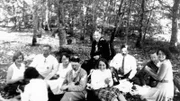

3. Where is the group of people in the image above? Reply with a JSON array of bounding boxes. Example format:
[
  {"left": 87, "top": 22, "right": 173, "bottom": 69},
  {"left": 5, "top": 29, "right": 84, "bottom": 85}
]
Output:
[{"left": 3, "top": 30, "right": 174, "bottom": 101}]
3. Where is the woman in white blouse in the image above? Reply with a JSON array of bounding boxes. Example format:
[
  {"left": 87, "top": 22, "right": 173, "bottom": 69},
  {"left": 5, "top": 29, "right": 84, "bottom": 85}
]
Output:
[
  {"left": 47, "top": 53, "right": 72, "bottom": 95},
  {"left": 4, "top": 51, "right": 26, "bottom": 97},
  {"left": 90, "top": 58, "right": 126, "bottom": 101}
]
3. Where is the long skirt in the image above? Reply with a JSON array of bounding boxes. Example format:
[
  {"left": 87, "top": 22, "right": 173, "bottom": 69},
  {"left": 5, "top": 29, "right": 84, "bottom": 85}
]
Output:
[
  {"left": 94, "top": 87, "right": 121, "bottom": 101},
  {"left": 138, "top": 82, "right": 174, "bottom": 101}
]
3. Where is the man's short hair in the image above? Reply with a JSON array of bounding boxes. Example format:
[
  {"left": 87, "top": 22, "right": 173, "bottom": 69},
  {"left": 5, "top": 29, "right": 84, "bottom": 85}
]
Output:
[
  {"left": 120, "top": 44, "right": 128, "bottom": 49},
  {"left": 70, "top": 55, "right": 80, "bottom": 62}
]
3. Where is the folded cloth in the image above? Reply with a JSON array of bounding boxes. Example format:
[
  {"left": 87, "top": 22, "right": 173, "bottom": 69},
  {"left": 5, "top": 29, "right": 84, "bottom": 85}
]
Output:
[
  {"left": 114, "top": 79, "right": 133, "bottom": 93},
  {"left": 130, "top": 84, "right": 151, "bottom": 96}
]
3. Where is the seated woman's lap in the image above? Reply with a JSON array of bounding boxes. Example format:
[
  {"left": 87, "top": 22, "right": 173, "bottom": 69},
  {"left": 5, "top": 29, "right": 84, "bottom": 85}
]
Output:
[{"left": 95, "top": 87, "right": 120, "bottom": 101}]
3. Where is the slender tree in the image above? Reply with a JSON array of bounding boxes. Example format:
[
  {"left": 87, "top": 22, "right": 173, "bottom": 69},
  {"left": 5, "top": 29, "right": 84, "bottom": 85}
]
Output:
[
  {"left": 57, "top": 0, "right": 67, "bottom": 48},
  {"left": 169, "top": 0, "right": 180, "bottom": 53},
  {"left": 136, "top": 0, "right": 145, "bottom": 48},
  {"left": 32, "top": 4, "right": 38, "bottom": 46}
]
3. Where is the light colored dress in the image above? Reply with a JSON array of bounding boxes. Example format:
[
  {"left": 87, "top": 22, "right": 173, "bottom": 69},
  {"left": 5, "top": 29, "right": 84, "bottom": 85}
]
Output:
[
  {"left": 140, "top": 60, "right": 174, "bottom": 101},
  {"left": 47, "top": 63, "right": 72, "bottom": 95},
  {"left": 11, "top": 63, "right": 25, "bottom": 81}
]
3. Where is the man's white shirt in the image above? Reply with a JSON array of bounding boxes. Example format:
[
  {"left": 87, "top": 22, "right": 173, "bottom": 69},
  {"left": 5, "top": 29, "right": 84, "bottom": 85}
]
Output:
[
  {"left": 109, "top": 53, "right": 137, "bottom": 79},
  {"left": 29, "top": 54, "right": 59, "bottom": 79}
]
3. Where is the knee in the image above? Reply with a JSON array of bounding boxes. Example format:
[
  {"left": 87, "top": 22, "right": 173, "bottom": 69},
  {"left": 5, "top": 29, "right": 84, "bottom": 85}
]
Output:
[
  {"left": 61, "top": 92, "right": 74, "bottom": 101},
  {"left": 61, "top": 92, "right": 83, "bottom": 101},
  {"left": 111, "top": 97, "right": 118, "bottom": 101}
]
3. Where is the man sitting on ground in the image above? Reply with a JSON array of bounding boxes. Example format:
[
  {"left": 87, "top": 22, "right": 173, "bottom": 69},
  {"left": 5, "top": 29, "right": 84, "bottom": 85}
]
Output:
[
  {"left": 60, "top": 55, "right": 87, "bottom": 101},
  {"left": 29, "top": 45, "right": 59, "bottom": 80},
  {"left": 135, "top": 51, "right": 160, "bottom": 87},
  {"left": 109, "top": 45, "right": 137, "bottom": 81}
]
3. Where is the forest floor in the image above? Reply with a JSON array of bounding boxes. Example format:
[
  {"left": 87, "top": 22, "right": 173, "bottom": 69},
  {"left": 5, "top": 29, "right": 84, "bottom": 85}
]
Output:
[{"left": 0, "top": 27, "right": 180, "bottom": 101}]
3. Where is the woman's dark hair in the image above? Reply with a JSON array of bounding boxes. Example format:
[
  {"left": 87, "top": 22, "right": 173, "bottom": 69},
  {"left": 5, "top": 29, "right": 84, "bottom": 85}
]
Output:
[
  {"left": 157, "top": 47, "right": 172, "bottom": 59},
  {"left": 12, "top": 51, "right": 24, "bottom": 62},
  {"left": 96, "top": 58, "right": 109, "bottom": 69},
  {"left": 60, "top": 52, "right": 70, "bottom": 63},
  {"left": 24, "top": 67, "right": 40, "bottom": 79},
  {"left": 70, "top": 55, "right": 80, "bottom": 62}
]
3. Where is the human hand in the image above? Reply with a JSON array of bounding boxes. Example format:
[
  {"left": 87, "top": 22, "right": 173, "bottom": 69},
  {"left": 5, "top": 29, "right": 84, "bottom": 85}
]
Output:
[
  {"left": 53, "top": 74, "right": 59, "bottom": 79},
  {"left": 93, "top": 55, "right": 100, "bottom": 60},
  {"left": 144, "top": 66, "right": 151, "bottom": 73},
  {"left": 61, "top": 85, "right": 68, "bottom": 91},
  {"left": 105, "top": 78, "right": 111, "bottom": 85},
  {"left": 18, "top": 76, "right": 24, "bottom": 81},
  {"left": 16, "top": 85, "right": 23, "bottom": 93},
  {"left": 86, "top": 83, "right": 92, "bottom": 90}
]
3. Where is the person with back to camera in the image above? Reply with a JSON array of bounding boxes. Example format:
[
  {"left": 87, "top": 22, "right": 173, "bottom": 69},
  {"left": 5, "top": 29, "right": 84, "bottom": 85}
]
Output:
[
  {"left": 138, "top": 47, "right": 174, "bottom": 101},
  {"left": 60, "top": 55, "right": 87, "bottom": 101},
  {"left": 20, "top": 67, "right": 48, "bottom": 101},
  {"left": 89, "top": 58, "right": 127, "bottom": 101},
  {"left": 4, "top": 51, "right": 26, "bottom": 97}
]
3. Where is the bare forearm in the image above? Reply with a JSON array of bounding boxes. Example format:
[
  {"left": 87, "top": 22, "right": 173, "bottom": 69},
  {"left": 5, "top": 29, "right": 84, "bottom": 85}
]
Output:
[
  {"left": 129, "top": 70, "right": 137, "bottom": 79},
  {"left": 7, "top": 78, "right": 21, "bottom": 84}
]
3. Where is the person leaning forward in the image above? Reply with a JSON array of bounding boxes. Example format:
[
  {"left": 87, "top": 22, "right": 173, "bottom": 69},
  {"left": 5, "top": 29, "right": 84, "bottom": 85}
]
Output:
[{"left": 60, "top": 55, "right": 87, "bottom": 101}]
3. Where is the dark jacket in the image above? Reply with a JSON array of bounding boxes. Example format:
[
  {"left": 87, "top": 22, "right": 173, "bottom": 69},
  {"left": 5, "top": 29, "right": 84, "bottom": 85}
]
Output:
[
  {"left": 90, "top": 37, "right": 110, "bottom": 61},
  {"left": 138, "top": 61, "right": 159, "bottom": 87}
]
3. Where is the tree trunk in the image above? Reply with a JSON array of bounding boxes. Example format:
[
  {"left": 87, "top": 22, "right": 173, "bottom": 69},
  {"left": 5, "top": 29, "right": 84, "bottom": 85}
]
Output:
[
  {"left": 57, "top": 0, "right": 66, "bottom": 48},
  {"left": 45, "top": 0, "right": 51, "bottom": 31},
  {"left": 90, "top": 0, "right": 98, "bottom": 42},
  {"left": 125, "top": 0, "right": 133, "bottom": 44},
  {"left": 169, "top": 0, "right": 180, "bottom": 53},
  {"left": 136, "top": 0, "right": 145, "bottom": 48},
  {"left": 110, "top": 0, "right": 124, "bottom": 44},
  {"left": 32, "top": 5, "right": 38, "bottom": 46}
]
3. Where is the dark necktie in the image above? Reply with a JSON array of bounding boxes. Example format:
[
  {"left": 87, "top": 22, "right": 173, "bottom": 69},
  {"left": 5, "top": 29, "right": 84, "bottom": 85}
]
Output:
[{"left": 121, "top": 55, "right": 125, "bottom": 75}]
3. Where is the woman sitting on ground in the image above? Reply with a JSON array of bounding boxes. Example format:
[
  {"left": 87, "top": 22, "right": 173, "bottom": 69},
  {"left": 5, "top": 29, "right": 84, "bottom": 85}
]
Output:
[
  {"left": 137, "top": 47, "right": 174, "bottom": 101},
  {"left": 20, "top": 67, "right": 48, "bottom": 101},
  {"left": 47, "top": 52, "right": 72, "bottom": 95},
  {"left": 4, "top": 51, "right": 26, "bottom": 97},
  {"left": 89, "top": 58, "right": 127, "bottom": 101}
]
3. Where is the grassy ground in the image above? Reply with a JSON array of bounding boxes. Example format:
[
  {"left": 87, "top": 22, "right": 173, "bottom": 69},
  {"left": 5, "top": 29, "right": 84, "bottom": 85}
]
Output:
[{"left": 0, "top": 27, "right": 180, "bottom": 100}]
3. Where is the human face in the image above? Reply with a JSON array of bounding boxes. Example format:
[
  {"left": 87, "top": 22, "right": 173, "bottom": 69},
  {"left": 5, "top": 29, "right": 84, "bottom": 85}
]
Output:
[
  {"left": 121, "top": 47, "right": 128, "bottom": 55},
  {"left": 98, "top": 61, "right": 106, "bottom": 71},
  {"left": 150, "top": 53, "right": 159, "bottom": 63},
  {"left": 15, "top": 55, "right": 23, "bottom": 64},
  {"left": 43, "top": 46, "right": 51, "bottom": 57},
  {"left": 71, "top": 62, "right": 80, "bottom": 71},
  {"left": 158, "top": 50, "right": 166, "bottom": 61},
  {"left": 61, "top": 55, "right": 69, "bottom": 65},
  {"left": 93, "top": 31, "right": 101, "bottom": 42}
]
